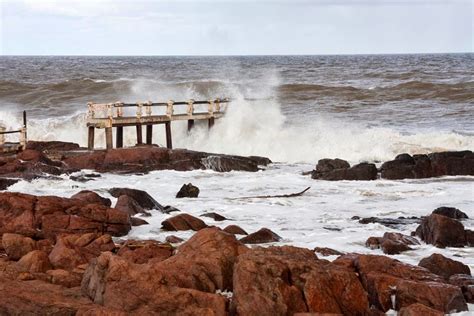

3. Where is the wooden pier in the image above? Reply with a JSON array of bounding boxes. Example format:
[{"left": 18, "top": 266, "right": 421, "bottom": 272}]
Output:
[
  {"left": 86, "top": 98, "right": 229, "bottom": 150},
  {"left": 0, "top": 111, "right": 27, "bottom": 154}
]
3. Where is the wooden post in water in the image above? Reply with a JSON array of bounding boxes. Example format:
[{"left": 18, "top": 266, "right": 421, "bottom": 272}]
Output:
[
  {"left": 136, "top": 125, "right": 143, "bottom": 144},
  {"left": 187, "top": 119, "right": 195, "bottom": 132},
  {"left": 88, "top": 126, "right": 95, "bottom": 150},
  {"left": 116, "top": 126, "right": 124, "bottom": 148},
  {"left": 105, "top": 127, "right": 113, "bottom": 150},
  {"left": 208, "top": 117, "right": 215, "bottom": 129},
  {"left": 165, "top": 122, "right": 172, "bottom": 149},
  {"left": 146, "top": 125, "right": 153, "bottom": 145}
]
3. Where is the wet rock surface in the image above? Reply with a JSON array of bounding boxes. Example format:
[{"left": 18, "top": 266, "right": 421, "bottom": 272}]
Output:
[
  {"left": 415, "top": 213, "right": 470, "bottom": 248},
  {"left": 418, "top": 253, "right": 471, "bottom": 279},
  {"left": 312, "top": 159, "right": 378, "bottom": 181},
  {"left": 366, "top": 232, "right": 420, "bottom": 255},
  {"left": 161, "top": 213, "right": 208, "bottom": 231},
  {"left": 239, "top": 228, "right": 282, "bottom": 244},
  {"left": 176, "top": 183, "right": 200, "bottom": 198}
]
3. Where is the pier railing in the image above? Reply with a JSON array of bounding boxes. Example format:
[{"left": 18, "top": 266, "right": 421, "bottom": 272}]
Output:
[
  {"left": 0, "top": 111, "right": 27, "bottom": 154},
  {"left": 86, "top": 98, "right": 230, "bottom": 150}
]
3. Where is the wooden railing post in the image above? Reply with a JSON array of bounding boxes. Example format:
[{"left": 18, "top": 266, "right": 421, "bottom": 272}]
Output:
[
  {"left": 0, "top": 125, "right": 5, "bottom": 146},
  {"left": 165, "top": 122, "right": 172, "bottom": 149},
  {"left": 105, "top": 103, "right": 113, "bottom": 149},
  {"left": 88, "top": 126, "right": 95, "bottom": 150}
]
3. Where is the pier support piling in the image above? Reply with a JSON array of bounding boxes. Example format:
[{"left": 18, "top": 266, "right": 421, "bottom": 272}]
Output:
[
  {"left": 187, "top": 119, "right": 195, "bottom": 132},
  {"left": 88, "top": 126, "right": 95, "bottom": 150},
  {"left": 208, "top": 117, "right": 215, "bottom": 129},
  {"left": 116, "top": 126, "right": 123, "bottom": 148},
  {"left": 105, "top": 127, "right": 113, "bottom": 150},
  {"left": 165, "top": 122, "right": 172, "bottom": 149},
  {"left": 136, "top": 125, "right": 143, "bottom": 145},
  {"left": 146, "top": 125, "right": 153, "bottom": 145}
]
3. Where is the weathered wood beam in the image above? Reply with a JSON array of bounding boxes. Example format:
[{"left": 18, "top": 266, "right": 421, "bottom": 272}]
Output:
[
  {"left": 165, "top": 122, "right": 172, "bottom": 149},
  {"left": 116, "top": 126, "right": 124, "bottom": 148},
  {"left": 105, "top": 127, "right": 113, "bottom": 150},
  {"left": 88, "top": 126, "right": 95, "bottom": 150},
  {"left": 136, "top": 124, "right": 143, "bottom": 145},
  {"left": 146, "top": 125, "right": 153, "bottom": 145}
]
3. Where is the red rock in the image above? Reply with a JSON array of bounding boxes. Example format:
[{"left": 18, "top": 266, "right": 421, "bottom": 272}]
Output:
[
  {"left": 223, "top": 225, "right": 248, "bottom": 235},
  {"left": 16, "top": 250, "right": 52, "bottom": 273},
  {"left": 233, "top": 246, "right": 370, "bottom": 315},
  {"left": 76, "top": 306, "right": 128, "bottom": 316},
  {"left": 130, "top": 217, "right": 149, "bottom": 226},
  {"left": 333, "top": 254, "right": 467, "bottom": 313},
  {"left": 46, "top": 269, "right": 82, "bottom": 288},
  {"left": 49, "top": 233, "right": 115, "bottom": 270},
  {"left": 114, "top": 195, "right": 148, "bottom": 215},
  {"left": 26, "top": 141, "right": 80, "bottom": 152},
  {"left": 108, "top": 187, "right": 162, "bottom": 210},
  {"left": 71, "top": 190, "right": 111, "bottom": 207},
  {"left": 82, "top": 228, "right": 246, "bottom": 313},
  {"left": 395, "top": 280, "right": 467, "bottom": 312},
  {"left": 418, "top": 253, "right": 471, "bottom": 279},
  {"left": 398, "top": 303, "right": 443, "bottom": 316},
  {"left": 0, "top": 276, "right": 96, "bottom": 314},
  {"left": 449, "top": 274, "right": 474, "bottom": 303},
  {"left": 314, "top": 247, "right": 344, "bottom": 256},
  {"left": 2, "top": 233, "right": 36, "bottom": 260},
  {"left": 380, "top": 239, "right": 412, "bottom": 255},
  {"left": 117, "top": 240, "right": 173, "bottom": 264},
  {"left": 165, "top": 235, "right": 184, "bottom": 243},
  {"left": 239, "top": 228, "right": 281, "bottom": 244},
  {"left": 415, "top": 214, "right": 467, "bottom": 247},
  {"left": 161, "top": 213, "right": 208, "bottom": 231}
]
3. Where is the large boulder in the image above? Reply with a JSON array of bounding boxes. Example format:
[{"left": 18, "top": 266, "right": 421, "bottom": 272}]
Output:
[
  {"left": 431, "top": 206, "right": 468, "bottom": 220},
  {"left": 2, "top": 233, "right": 37, "bottom": 260},
  {"left": 70, "top": 190, "right": 111, "bottom": 207},
  {"left": 49, "top": 233, "right": 115, "bottom": 270},
  {"left": 449, "top": 274, "right": 474, "bottom": 303},
  {"left": 232, "top": 246, "right": 370, "bottom": 315},
  {"left": 81, "top": 228, "right": 247, "bottom": 313},
  {"left": 415, "top": 214, "right": 468, "bottom": 247},
  {"left": 0, "top": 192, "right": 131, "bottom": 239},
  {"left": 176, "top": 183, "right": 200, "bottom": 198},
  {"left": 161, "top": 213, "right": 208, "bottom": 231},
  {"left": 398, "top": 303, "right": 444, "bottom": 316},
  {"left": 114, "top": 195, "right": 148, "bottom": 216},
  {"left": 418, "top": 253, "right": 471, "bottom": 279},
  {"left": 108, "top": 187, "right": 162, "bottom": 211},
  {"left": 365, "top": 232, "right": 419, "bottom": 255},
  {"left": 240, "top": 228, "right": 282, "bottom": 244},
  {"left": 16, "top": 250, "right": 52, "bottom": 273},
  {"left": 333, "top": 254, "right": 467, "bottom": 313}
]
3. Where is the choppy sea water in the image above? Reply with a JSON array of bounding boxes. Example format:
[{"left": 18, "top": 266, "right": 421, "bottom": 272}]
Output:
[{"left": 1, "top": 55, "right": 473, "bottom": 303}]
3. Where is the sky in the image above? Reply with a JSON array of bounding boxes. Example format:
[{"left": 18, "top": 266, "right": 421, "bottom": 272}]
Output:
[{"left": 0, "top": 0, "right": 472, "bottom": 55}]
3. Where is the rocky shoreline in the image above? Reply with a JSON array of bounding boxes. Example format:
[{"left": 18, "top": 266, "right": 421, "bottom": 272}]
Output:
[{"left": 0, "top": 141, "right": 473, "bottom": 315}]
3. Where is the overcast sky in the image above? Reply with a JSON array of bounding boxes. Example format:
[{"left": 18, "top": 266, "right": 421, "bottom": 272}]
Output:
[{"left": 0, "top": 0, "right": 472, "bottom": 55}]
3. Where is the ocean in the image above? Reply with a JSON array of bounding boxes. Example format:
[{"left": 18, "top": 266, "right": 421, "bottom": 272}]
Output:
[{"left": 1, "top": 54, "right": 473, "bottom": 289}]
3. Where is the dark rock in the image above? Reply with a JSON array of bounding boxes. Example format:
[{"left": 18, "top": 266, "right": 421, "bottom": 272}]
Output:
[
  {"left": 26, "top": 141, "right": 80, "bottom": 152},
  {"left": 419, "top": 253, "right": 471, "bottom": 279},
  {"left": 114, "top": 195, "right": 149, "bottom": 216},
  {"left": 313, "top": 247, "right": 344, "bottom": 256},
  {"left": 432, "top": 206, "right": 468, "bottom": 220},
  {"left": 366, "top": 233, "right": 419, "bottom": 255},
  {"left": 162, "top": 205, "right": 181, "bottom": 214},
  {"left": 69, "top": 173, "right": 100, "bottom": 182},
  {"left": 240, "top": 228, "right": 281, "bottom": 244},
  {"left": 200, "top": 212, "right": 227, "bottom": 221},
  {"left": 130, "top": 217, "right": 149, "bottom": 226},
  {"left": 223, "top": 225, "right": 248, "bottom": 235},
  {"left": 359, "top": 216, "right": 421, "bottom": 228},
  {"left": 429, "top": 150, "right": 474, "bottom": 177},
  {"left": 380, "top": 239, "right": 412, "bottom": 255},
  {"left": 165, "top": 235, "right": 184, "bottom": 243},
  {"left": 117, "top": 240, "right": 173, "bottom": 264},
  {"left": 176, "top": 183, "right": 200, "bottom": 198},
  {"left": 248, "top": 156, "right": 273, "bottom": 166},
  {"left": 0, "top": 178, "right": 19, "bottom": 191},
  {"left": 312, "top": 162, "right": 377, "bottom": 181},
  {"left": 161, "top": 213, "right": 208, "bottom": 231},
  {"left": 70, "top": 190, "right": 111, "bottom": 207},
  {"left": 415, "top": 214, "right": 467, "bottom": 247},
  {"left": 315, "top": 158, "right": 350, "bottom": 173},
  {"left": 449, "top": 274, "right": 474, "bottom": 303},
  {"left": 108, "top": 187, "right": 163, "bottom": 211}
]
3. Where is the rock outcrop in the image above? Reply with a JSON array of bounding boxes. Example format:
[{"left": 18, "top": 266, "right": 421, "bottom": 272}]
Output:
[
  {"left": 176, "top": 183, "right": 200, "bottom": 198},
  {"left": 311, "top": 159, "right": 377, "bottom": 181}
]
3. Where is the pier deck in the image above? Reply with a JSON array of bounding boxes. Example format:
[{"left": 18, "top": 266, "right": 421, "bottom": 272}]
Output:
[{"left": 86, "top": 98, "right": 229, "bottom": 150}]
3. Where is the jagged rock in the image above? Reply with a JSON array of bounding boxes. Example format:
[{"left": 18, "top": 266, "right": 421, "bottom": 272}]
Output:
[
  {"left": 16, "top": 250, "right": 52, "bottom": 273},
  {"left": 233, "top": 246, "right": 370, "bottom": 315},
  {"left": 366, "top": 232, "right": 419, "bottom": 255},
  {"left": 70, "top": 190, "right": 111, "bottom": 207},
  {"left": 314, "top": 247, "right": 344, "bottom": 256},
  {"left": 108, "top": 187, "right": 163, "bottom": 211},
  {"left": 432, "top": 206, "right": 468, "bottom": 220},
  {"left": 398, "top": 303, "right": 444, "bottom": 316},
  {"left": 418, "top": 253, "right": 471, "bottom": 279},
  {"left": 0, "top": 178, "right": 19, "bottom": 191},
  {"left": 161, "top": 213, "right": 208, "bottom": 231},
  {"left": 312, "top": 160, "right": 377, "bottom": 181},
  {"left": 176, "top": 183, "right": 200, "bottom": 198},
  {"left": 130, "top": 217, "right": 149, "bottom": 226},
  {"left": 200, "top": 212, "right": 227, "bottom": 221},
  {"left": 240, "top": 228, "right": 281, "bottom": 244},
  {"left": 449, "top": 274, "right": 474, "bottom": 303},
  {"left": 358, "top": 216, "right": 421, "bottom": 228},
  {"left": 415, "top": 214, "right": 468, "bottom": 247},
  {"left": 114, "top": 195, "right": 149, "bottom": 216},
  {"left": 223, "top": 225, "right": 248, "bottom": 235},
  {"left": 2, "top": 233, "right": 37, "bottom": 261},
  {"left": 117, "top": 240, "right": 173, "bottom": 264}
]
